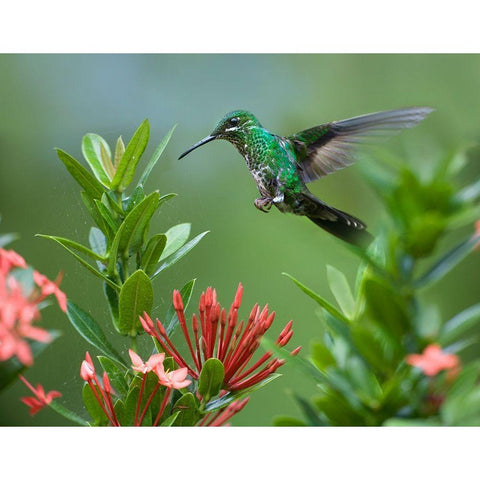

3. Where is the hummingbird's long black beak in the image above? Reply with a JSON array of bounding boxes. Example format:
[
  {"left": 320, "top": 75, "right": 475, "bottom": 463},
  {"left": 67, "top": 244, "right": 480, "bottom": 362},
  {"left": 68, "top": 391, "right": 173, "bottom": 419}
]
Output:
[{"left": 178, "top": 135, "right": 216, "bottom": 160}]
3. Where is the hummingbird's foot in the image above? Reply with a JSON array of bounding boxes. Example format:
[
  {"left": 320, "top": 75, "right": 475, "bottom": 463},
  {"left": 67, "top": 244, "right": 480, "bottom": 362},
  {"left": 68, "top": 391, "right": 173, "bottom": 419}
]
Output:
[{"left": 254, "top": 197, "right": 273, "bottom": 213}]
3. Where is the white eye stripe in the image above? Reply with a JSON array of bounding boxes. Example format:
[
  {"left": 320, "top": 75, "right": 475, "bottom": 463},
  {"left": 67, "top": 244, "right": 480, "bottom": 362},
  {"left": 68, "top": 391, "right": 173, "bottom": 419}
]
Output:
[{"left": 225, "top": 126, "right": 239, "bottom": 132}]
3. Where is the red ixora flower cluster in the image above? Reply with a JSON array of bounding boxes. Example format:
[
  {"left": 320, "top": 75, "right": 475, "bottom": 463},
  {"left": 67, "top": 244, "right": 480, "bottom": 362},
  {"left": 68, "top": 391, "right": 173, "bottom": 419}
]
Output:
[
  {"left": 0, "top": 248, "right": 66, "bottom": 366},
  {"left": 140, "top": 283, "right": 300, "bottom": 392},
  {"left": 80, "top": 350, "right": 192, "bottom": 426}
]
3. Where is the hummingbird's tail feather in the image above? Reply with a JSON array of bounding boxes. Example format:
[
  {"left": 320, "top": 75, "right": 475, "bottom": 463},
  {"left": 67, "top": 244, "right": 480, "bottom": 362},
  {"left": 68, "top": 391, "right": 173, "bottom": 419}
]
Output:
[{"left": 299, "top": 192, "right": 373, "bottom": 247}]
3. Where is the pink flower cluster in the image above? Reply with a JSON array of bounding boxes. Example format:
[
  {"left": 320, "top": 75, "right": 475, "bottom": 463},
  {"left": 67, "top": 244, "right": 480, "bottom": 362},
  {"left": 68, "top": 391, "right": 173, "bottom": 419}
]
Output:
[
  {"left": 80, "top": 350, "right": 192, "bottom": 426},
  {"left": 0, "top": 248, "right": 66, "bottom": 366}
]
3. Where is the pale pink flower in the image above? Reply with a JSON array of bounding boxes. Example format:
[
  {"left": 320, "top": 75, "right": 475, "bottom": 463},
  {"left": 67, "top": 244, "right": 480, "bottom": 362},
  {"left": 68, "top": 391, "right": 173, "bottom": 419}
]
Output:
[
  {"left": 33, "top": 271, "right": 67, "bottom": 312},
  {"left": 19, "top": 375, "right": 61, "bottom": 416},
  {"left": 80, "top": 351, "right": 96, "bottom": 381},
  {"left": 128, "top": 349, "right": 165, "bottom": 374},
  {"left": 406, "top": 344, "right": 460, "bottom": 376},
  {"left": 0, "top": 248, "right": 26, "bottom": 275},
  {"left": 154, "top": 363, "right": 191, "bottom": 389}
]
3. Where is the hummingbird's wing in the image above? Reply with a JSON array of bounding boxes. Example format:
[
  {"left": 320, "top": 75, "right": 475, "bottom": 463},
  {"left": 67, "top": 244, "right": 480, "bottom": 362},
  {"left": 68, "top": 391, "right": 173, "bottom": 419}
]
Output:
[{"left": 287, "top": 107, "right": 433, "bottom": 183}]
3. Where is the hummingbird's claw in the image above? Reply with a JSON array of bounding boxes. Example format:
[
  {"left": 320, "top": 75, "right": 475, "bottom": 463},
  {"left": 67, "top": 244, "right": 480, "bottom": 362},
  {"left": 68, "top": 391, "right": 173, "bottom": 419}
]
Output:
[{"left": 254, "top": 197, "right": 273, "bottom": 213}]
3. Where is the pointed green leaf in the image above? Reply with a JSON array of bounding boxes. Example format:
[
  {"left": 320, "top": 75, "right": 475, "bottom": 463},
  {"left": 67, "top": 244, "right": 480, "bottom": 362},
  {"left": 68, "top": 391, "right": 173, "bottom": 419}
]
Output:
[
  {"left": 0, "top": 233, "right": 18, "bottom": 248},
  {"left": 124, "top": 185, "right": 146, "bottom": 215},
  {"left": 204, "top": 373, "right": 281, "bottom": 413},
  {"left": 81, "top": 192, "right": 111, "bottom": 238},
  {"left": 98, "top": 356, "right": 129, "bottom": 396},
  {"left": 152, "top": 231, "right": 209, "bottom": 280},
  {"left": 66, "top": 300, "right": 126, "bottom": 367},
  {"left": 138, "top": 124, "right": 176, "bottom": 187},
  {"left": 89, "top": 227, "right": 107, "bottom": 258},
  {"left": 160, "top": 223, "right": 191, "bottom": 260},
  {"left": 273, "top": 416, "right": 307, "bottom": 426},
  {"left": 48, "top": 400, "right": 89, "bottom": 426},
  {"left": 82, "top": 133, "right": 113, "bottom": 186},
  {"left": 82, "top": 383, "right": 109, "bottom": 426},
  {"left": 326, "top": 265, "right": 355, "bottom": 318},
  {"left": 198, "top": 358, "right": 225, "bottom": 402},
  {"left": 415, "top": 234, "right": 479, "bottom": 288},
  {"left": 160, "top": 411, "right": 180, "bottom": 426},
  {"left": 117, "top": 270, "right": 153, "bottom": 336},
  {"left": 111, "top": 119, "right": 150, "bottom": 191},
  {"left": 440, "top": 303, "right": 480, "bottom": 346},
  {"left": 56, "top": 148, "right": 104, "bottom": 199},
  {"left": 113, "top": 136, "right": 125, "bottom": 169},
  {"left": 310, "top": 341, "right": 336, "bottom": 371},
  {"left": 165, "top": 278, "right": 196, "bottom": 335},
  {"left": 141, "top": 233, "right": 167, "bottom": 276},
  {"left": 37, "top": 234, "right": 105, "bottom": 262},
  {"left": 172, "top": 392, "right": 201, "bottom": 426},
  {"left": 294, "top": 394, "right": 325, "bottom": 426},
  {"left": 283, "top": 272, "right": 349, "bottom": 324},
  {"left": 37, "top": 235, "right": 119, "bottom": 290},
  {"left": 94, "top": 199, "right": 119, "bottom": 232}
]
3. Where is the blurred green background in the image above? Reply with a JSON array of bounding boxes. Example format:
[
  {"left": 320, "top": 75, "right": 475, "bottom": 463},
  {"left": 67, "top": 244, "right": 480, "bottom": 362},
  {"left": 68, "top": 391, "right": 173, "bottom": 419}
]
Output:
[{"left": 1, "top": 54, "right": 479, "bottom": 426}]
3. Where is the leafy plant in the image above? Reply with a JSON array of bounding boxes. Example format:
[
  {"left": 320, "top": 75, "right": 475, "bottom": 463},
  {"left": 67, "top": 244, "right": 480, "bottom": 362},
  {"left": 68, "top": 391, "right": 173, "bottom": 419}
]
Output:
[{"left": 277, "top": 148, "right": 480, "bottom": 426}]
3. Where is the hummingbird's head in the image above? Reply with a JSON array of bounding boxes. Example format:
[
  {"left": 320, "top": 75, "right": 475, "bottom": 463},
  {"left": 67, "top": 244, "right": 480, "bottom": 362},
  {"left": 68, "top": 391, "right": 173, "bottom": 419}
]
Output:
[{"left": 178, "top": 110, "right": 262, "bottom": 160}]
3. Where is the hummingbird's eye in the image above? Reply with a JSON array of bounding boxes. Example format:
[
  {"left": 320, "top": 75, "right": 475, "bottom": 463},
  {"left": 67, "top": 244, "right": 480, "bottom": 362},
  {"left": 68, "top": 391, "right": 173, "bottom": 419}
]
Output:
[{"left": 229, "top": 117, "right": 240, "bottom": 126}]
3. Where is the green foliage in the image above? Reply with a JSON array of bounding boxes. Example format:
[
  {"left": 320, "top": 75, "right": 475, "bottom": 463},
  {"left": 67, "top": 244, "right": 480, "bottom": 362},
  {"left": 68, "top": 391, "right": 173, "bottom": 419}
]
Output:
[
  {"left": 43, "top": 120, "right": 208, "bottom": 344},
  {"left": 198, "top": 358, "right": 225, "bottom": 402},
  {"left": 283, "top": 149, "right": 480, "bottom": 426}
]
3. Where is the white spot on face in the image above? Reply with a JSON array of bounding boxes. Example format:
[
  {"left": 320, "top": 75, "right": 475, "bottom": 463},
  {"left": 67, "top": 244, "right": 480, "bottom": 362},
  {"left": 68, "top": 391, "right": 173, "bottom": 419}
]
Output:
[{"left": 225, "top": 126, "right": 238, "bottom": 132}]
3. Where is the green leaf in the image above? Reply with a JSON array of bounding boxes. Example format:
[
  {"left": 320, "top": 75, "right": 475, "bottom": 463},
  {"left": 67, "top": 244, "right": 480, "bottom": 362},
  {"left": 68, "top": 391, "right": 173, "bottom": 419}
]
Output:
[
  {"left": 0, "top": 331, "right": 61, "bottom": 391},
  {"left": 310, "top": 341, "right": 336, "bottom": 371},
  {"left": 48, "top": 400, "right": 89, "bottom": 426},
  {"left": 152, "top": 231, "right": 209, "bottom": 280},
  {"left": 273, "top": 416, "right": 307, "bottom": 426},
  {"left": 98, "top": 356, "right": 129, "bottom": 396},
  {"left": 82, "top": 383, "right": 109, "bottom": 426},
  {"left": 82, "top": 133, "right": 113, "bottom": 186},
  {"left": 124, "top": 185, "right": 146, "bottom": 215},
  {"left": 293, "top": 394, "right": 325, "bottom": 426},
  {"left": 37, "top": 235, "right": 119, "bottom": 291},
  {"left": 113, "top": 136, "right": 125, "bottom": 169},
  {"left": 66, "top": 301, "right": 126, "bottom": 367},
  {"left": 141, "top": 234, "right": 167, "bottom": 276},
  {"left": 111, "top": 119, "right": 150, "bottom": 191},
  {"left": 204, "top": 373, "right": 281, "bottom": 412},
  {"left": 165, "top": 278, "right": 196, "bottom": 336},
  {"left": 0, "top": 233, "right": 18, "bottom": 248},
  {"left": 172, "top": 392, "right": 201, "bottom": 426},
  {"left": 56, "top": 148, "right": 104, "bottom": 199},
  {"left": 363, "top": 276, "right": 410, "bottom": 337},
  {"left": 283, "top": 272, "right": 349, "bottom": 324},
  {"left": 439, "top": 303, "right": 480, "bottom": 346},
  {"left": 89, "top": 227, "right": 107, "bottom": 258},
  {"left": 37, "top": 234, "right": 105, "bottom": 262},
  {"left": 326, "top": 265, "right": 355, "bottom": 318},
  {"left": 198, "top": 358, "right": 225, "bottom": 402},
  {"left": 117, "top": 270, "right": 153, "bottom": 336},
  {"left": 81, "top": 192, "right": 111, "bottom": 238},
  {"left": 160, "top": 411, "right": 180, "bottom": 426},
  {"left": 382, "top": 418, "right": 441, "bottom": 426},
  {"left": 415, "top": 235, "right": 479, "bottom": 288},
  {"left": 108, "top": 192, "right": 159, "bottom": 274},
  {"left": 94, "top": 198, "right": 119, "bottom": 232},
  {"left": 160, "top": 223, "right": 191, "bottom": 260},
  {"left": 139, "top": 124, "right": 176, "bottom": 187}
]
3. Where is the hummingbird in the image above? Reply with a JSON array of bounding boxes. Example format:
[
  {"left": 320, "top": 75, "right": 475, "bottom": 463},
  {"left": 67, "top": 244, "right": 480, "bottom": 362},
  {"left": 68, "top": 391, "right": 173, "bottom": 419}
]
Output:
[{"left": 179, "top": 107, "right": 433, "bottom": 246}]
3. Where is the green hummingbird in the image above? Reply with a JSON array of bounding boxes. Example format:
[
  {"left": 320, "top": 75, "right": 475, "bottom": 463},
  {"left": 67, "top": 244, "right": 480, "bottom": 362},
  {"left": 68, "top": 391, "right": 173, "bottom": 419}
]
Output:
[{"left": 179, "top": 107, "right": 433, "bottom": 246}]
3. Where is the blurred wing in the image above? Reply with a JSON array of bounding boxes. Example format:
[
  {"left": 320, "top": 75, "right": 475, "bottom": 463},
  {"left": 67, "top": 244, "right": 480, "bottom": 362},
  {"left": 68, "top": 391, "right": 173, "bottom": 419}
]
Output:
[{"left": 288, "top": 107, "right": 434, "bottom": 183}]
